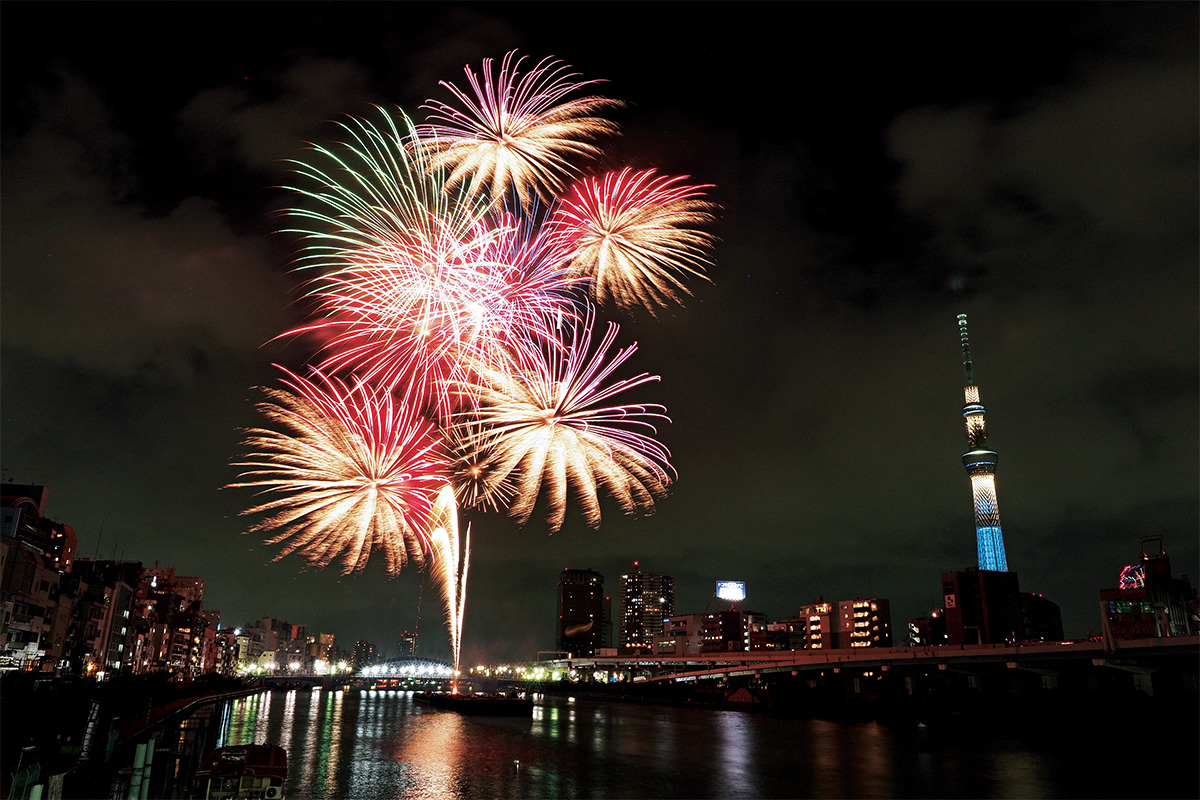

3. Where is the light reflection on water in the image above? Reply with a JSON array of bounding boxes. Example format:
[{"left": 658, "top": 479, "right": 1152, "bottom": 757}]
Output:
[
  {"left": 210, "top": 690, "right": 1189, "bottom": 799},
  {"left": 713, "top": 711, "right": 758, "bottom": 800}
]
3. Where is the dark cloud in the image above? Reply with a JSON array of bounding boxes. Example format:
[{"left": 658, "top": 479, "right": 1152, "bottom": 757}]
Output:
[
  {"left": 179, "top": 57, "right": 381, "bottom": 172},
  {"left": 2, "top": 3, "right": 1195, "bottom": 664}
]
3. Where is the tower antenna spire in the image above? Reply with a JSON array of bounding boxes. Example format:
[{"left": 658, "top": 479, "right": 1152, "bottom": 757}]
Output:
[{"left": 958, "top": 313, "right": 974, "bottom": 385}]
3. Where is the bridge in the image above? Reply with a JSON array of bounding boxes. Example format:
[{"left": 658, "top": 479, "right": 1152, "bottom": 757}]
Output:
[
  {"left": 258, "top": 658, "right": 458, "bottom": 691},
  {"left": 474, "top": 635, "right": 1199, "bottom": 699}
]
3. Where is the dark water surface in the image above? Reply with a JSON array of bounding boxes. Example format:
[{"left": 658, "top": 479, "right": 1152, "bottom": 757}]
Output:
[{"left": 199, "top": 688, "right": 1194, "bottom": 799}]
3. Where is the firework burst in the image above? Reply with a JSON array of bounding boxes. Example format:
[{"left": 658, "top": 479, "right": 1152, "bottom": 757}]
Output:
[
  {"left": 229, "top": 367, "right": 450, "bottom": 575},
  {"left": 234, "top": 53, "right": 715, "bottom": 664},
  {"left": 283, "top": 108, "right": 536, "bottom": 421},
  {"left": 418, "top": 51, "right": 621, "bottom": 208},
  {"left": 471, "top": 203, "right": 587, "bottom": 363},
  {"left": 448, "top": 420, "right": 520, "bottom": 513},
  {"left": 457, "top": 312, "right": 673, "bottom": 532},
  {"left": 549, "top": 167, "right": 715, "bottom": 312}
]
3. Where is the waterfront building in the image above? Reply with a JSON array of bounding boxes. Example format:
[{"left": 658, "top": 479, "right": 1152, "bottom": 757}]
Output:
[
  {"left": 210, "top": 628, "right": 241, "bottom": 676},
  {"left": 0, "top": 483, "right": 82, "bottom": 671},
  {"left": 135, "top": 564, "right": 217, "bottom": 676},
  {"left": 776, "top": 617, "right": 808, "bottom": 650},
  {"left": 1100, "top": 535, "right": 1198, "bottom": 642},
  {"left": 70, "top": 560, "right": 143, "bottom": 678},
  {"left": 656, "top": 613, "right": 705, "bottom": 654},
  {"left": 956, "top": 315, "right": 1009, "bottom": 572},
  {"left": 1, "top": 484, "right": 76, "bottom": 573},
  {"left": 557, "top": 568, "right": 609, "bottom": 657},
  {"left": 619, "top": 564, "right": 674, "bottom": 652},
  {"left": 143, "top": 568, "right": 204, "bottom": 611},
  {"left": 721, "top": 609, "right": 763, "bottom": 650},
  {"left": 703, "top": 610, "right": 745, "bottom": 652},
  {"left": 0, "top": 539, "right": 62, "bottom": 670},
  {"left": 653, "top": 609, "right": 767, "bottom": 654},
  {"left": 941, "top": 567, "right": 1022, "bottom": 645},
  {"left": 907, "top": 608, "right": 948, "bottom": 646},
  {"left": 795, "top": 599, "right": 841, "bottom": 649},
  {"left": 776, "top": 597, "right": 893, "bottom": 650},
  {"left": 838, "top": 599, "right": 893, "bottom": 648},
  {"left": 352, "top": 639, "right": 377, "bottom": 669},
  {"left": 763, "top": 622, "right": 792, "bottom": 650},
  {"left": 312, "top": 632, "right": 336, "bottom": 662},
  {"left": 1019, "top": 592, "right": 1064, "bottom": 642},
  {"left": 397, "top": 630, "right": 418, "bottom": 658}
]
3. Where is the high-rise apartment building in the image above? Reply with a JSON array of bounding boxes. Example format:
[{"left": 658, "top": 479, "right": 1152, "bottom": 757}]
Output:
[
  {"left": 352, "top": 639, "right": 377, "bottom": 669},
  {"left": 556, "top": 568, "right": 608, "bottom": 657},
  {"left": 619, "top": 565, "right": 674, "bottom": 651},
  {"left": 397, "top": 631, "right": 418, "bottom": 658}
]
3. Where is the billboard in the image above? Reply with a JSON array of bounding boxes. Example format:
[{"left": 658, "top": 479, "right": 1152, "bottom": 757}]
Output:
[{"left": 715, "top": 580, "right": 746, "bottom": 602}]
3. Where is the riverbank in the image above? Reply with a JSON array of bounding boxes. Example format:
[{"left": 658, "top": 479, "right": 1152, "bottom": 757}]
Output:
[{"left": 0, "top": 672, "right": 255, "bottom": 799}]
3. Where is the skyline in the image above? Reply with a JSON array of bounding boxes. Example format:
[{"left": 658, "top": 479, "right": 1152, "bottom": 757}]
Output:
[{"left": 2, "top": 3, "right": 1196, "bottom": 663}]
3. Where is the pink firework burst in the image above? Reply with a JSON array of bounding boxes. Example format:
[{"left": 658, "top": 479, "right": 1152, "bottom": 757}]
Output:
[
  {"left": 471, "top": 204, "right": 588, "bottom": 366},
  {"left": 297, "top": 212, "right": 509, "bottom": 422},
  {"left": 228, "top": 366, "right": 451, "bottom": 575},
  {"left": 548, "top": 167, "right": 715, "bottom": 312},
  {"left": 418, "top": 51, "right": 621, "bottom": 208},
  {"left": 283, "top": 108, "right": 536, "bottom": 422}
]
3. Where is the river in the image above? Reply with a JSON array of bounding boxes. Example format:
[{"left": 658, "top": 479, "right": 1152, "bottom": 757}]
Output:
[{"left": 157, "top": 687, "right": 1194, "bottom": 799}]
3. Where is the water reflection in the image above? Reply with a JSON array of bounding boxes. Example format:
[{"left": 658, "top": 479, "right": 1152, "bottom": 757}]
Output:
[
  {"left": 396, "top": 707, "right": 465, "bottom": 799},
  {"left": 196, "top": 690, "right": 1189, "bottom": 799},
  {"left": 718, "top": 711, "right": 760, "bottom": 799}
]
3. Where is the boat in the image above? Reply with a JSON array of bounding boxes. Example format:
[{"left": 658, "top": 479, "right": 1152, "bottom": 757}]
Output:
[
  {"left": 414, "top": 691, "right": 533, "bottom": 716},
  {"left": 192, "top": 743, "right": 287, "bottom": 799}
]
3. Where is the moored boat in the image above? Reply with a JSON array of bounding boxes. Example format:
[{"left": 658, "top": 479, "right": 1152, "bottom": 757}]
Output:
[
  {"left": 192, "top": 743, "right": 287, "bottom": 799},
  {"left": 414, "top": 691, "right": 533, "bottom": 716}
]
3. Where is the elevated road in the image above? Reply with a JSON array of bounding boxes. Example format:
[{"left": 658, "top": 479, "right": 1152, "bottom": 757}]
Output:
[{"left": 530, "top": 635, "right": 1199, "bottom": 686}]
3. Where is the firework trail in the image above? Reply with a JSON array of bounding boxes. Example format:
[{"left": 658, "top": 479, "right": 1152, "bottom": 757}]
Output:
[
  {"left": 418, "top": 52, "right": 621, "bottom": 208},
  {"left": 230, "top": 367, "right": 450, "bottom": 575},
  {"left": 456, "top": 311, "right": 673, "bottom": 532},
  {"left": 549, "top": 167, "right": 715, "bottom": 312},
  {"left": 427, "top": 486, "right": 469, "bottom": 679}
]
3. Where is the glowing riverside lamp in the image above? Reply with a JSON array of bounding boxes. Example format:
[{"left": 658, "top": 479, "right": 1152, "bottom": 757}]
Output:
[{"left": 957, "top": 314, "right": 1008, "bottom": 572}]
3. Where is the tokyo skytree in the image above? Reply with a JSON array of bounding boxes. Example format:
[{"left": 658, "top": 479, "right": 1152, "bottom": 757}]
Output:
[{"left": 957, "top": 314, "right": 1008, "bottom": 572}]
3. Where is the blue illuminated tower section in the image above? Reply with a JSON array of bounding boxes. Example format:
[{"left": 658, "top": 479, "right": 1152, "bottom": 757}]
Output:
[{"left": 957, "top": 314, "right": 1008, "bottom": 571}]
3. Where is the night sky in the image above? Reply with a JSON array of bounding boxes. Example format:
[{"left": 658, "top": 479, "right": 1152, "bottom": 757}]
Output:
[{"left": 3, "top": 3, "right": 1196, "bottom": 664}]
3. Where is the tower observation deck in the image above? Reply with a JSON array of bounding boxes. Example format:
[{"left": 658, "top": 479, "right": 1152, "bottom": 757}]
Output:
[{"left": 957, "top": 314, "right": 1008, "bottom": 571}]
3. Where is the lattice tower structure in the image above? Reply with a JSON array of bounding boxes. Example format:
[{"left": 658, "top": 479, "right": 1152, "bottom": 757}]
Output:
[{"left": 958, "top": 314, "right": 1008, "bottom": 571}]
